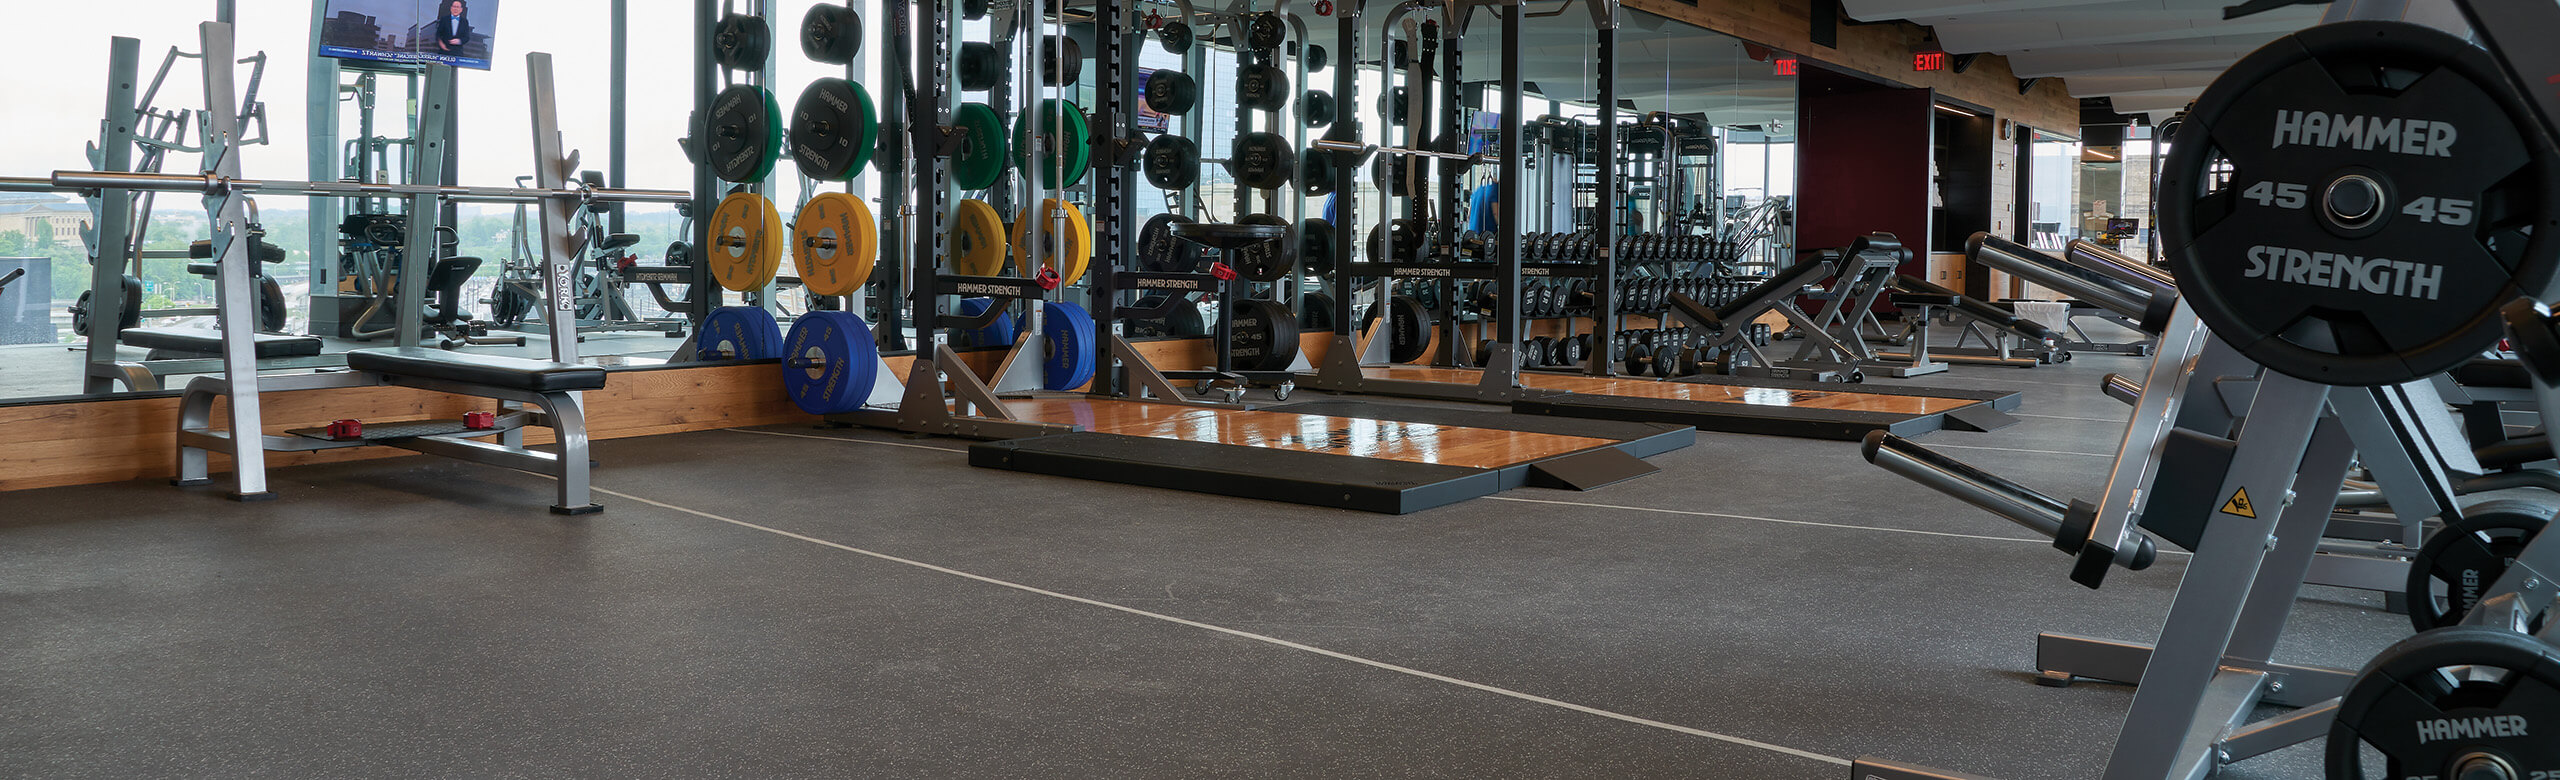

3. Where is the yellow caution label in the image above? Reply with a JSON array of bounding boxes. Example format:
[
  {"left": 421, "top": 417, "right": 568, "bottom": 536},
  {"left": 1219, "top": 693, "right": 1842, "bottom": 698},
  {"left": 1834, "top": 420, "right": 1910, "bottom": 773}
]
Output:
[{"left": 2220, "top": 487, "right": 2257, "bottom": 518}]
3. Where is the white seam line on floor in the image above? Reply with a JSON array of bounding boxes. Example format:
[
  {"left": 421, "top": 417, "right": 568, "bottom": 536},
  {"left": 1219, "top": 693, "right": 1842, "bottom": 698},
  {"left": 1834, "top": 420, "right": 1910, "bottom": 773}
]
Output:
[
  {"left": 1931, "top": 376, "right": 2106, "bottom": 388},
  {"left": 590, "top": 485, "right": 1851, "bottom": 767},
  {"left": 1923, "top": 442, "right": 2115, "bottom": 458},
  {"left": 728, "top": 427, "right": 970, "bottom": 453}
]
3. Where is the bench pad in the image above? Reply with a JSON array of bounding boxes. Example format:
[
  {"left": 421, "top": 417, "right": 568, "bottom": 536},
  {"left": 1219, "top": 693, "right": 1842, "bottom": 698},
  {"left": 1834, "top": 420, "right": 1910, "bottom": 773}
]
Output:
[
  {"left": 349, "top": 347, "right": 608, "bottom": 392},
  {"left": 123, "top": 327, "right": 323, "bottom": 358}
]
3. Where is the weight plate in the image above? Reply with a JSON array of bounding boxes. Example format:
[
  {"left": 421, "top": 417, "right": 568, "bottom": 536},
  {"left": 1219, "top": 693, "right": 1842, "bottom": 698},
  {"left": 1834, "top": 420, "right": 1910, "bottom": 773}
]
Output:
[
  {"left": 962, "top": 0, "right": 988, "bottom": 20},
  {"left": 1010, "top": 198, "right": 1092, "bottom": 287},
  {"left": 955, "top": 296, "right": 1017, "bottom": 348},
  {"left": 790, "top": 78, "right": 878, "bottom": 182},
  {"left": 1387, "top": 294, "right": 1430, "bottom": 363},
  {"left": 1127, "top": 294, "right": 1209, "bottom": 337},
  {"left": 2158, "top": 21, "right": 2560, "bottom": 386},
  {"left": 1137, "top": 213, "right": 1206, "bottom": 273},
  {"left": 957, "top": 42, "right": 1003, "bottom": 92},
  {"left": 873, "top": 115, "right": 902, "bottom": 175},
  {"left": 2405, "top": 499, "right": 2553, "bottom": 631},
  {"left": 699, "top": 305, "right": 783, "bottom": 360},
  {"left": 1299, "top": 218, "right": 1335, "bottom": 276},
  {"left": 1144, "top": 70, "right": 1199, "bottom": 115},
  {"left": 706, "top": 192, "right": 785, "bottom": 291},
  {"left": 1229, "top": 131, "right": 1296, "bottom": 190},
  {"left": 1299, "top": 152, "right": 1338, "bottom": 196},
  {"left": 800, "top": 4, "right": 861, "bottom": 64},
  {"left": 945, "top": 199, "right": 1008, "bottom": 276},
  {"left": 1237, "top": 64, "right": 1290, "bottom": 111},
  {"left": 782, "top": 310, "right": 882, "bottom": 415},
  {"left": 2327, "top": 625, "right": 2560, "bottom": 778},
  {"left": 951, "top": 102, "right": 1009, "bottom": 191},
  {"left": 1303, "top": 43, "right": 1327, "bottom": 72},
  {"left": 1298, "top": 90, "right": 1336, "bottom": 127},
  {"left": 708, "top": 85, "right": 784, "bottom": 183},
  {"left": 1300, "top": 292, "right": 1336, "bottom": 330},
  {"left": 1231, "top": 298, "right": 1302, "bottom": 371},
  {"left": 1043, "top": 301, "right": 1097, "bottom": 391},
  {"left": 1158, "top": 21, "right": 1193, "bottom": 54},
  {"left": 712, "top": 13, "right": 770, "bottom": 71},
  {"left": 792, "top": 192, "right": 877, "bottom": 297},
  {"left": 1040, "top": 35, "right": 1083, "bottom": 86},
  {"left": 1232, "top": 213, "right": 1293, "bottom": 282},
  {"left": 1246, "top": 12, "right": 1285, "bottom": 51},
  {"left": 1013, "top": 98, "right": 1093, "bottom": 189},
  {"left": 1143, "top": 134, "right": 1201, "bottom": 190}
]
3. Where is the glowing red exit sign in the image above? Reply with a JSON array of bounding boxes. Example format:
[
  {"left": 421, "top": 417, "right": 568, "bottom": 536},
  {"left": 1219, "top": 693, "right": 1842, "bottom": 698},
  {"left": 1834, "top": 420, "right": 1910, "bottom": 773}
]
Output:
[
  {"left": 1914, "top": 51, "right": 1950, "bottom": 71},
  {"left": 1773, "top": 57, "right": 1798, "bottom": 76}
]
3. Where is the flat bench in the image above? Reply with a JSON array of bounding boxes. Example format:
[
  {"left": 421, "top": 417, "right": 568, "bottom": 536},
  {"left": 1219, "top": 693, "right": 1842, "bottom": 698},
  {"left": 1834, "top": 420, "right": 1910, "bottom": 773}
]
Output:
[
  {"left": 1663, "top": 255, "right": 1869, "bottom": 381},
  {"left": 1877, "top": 276, "right": 2068, "bottom": 367},
  {"left": 177, "top": 346, "right": 607, "bottom": 514},
  {"left": 123, "top": 326, "right": 324, "bottom": 359}
]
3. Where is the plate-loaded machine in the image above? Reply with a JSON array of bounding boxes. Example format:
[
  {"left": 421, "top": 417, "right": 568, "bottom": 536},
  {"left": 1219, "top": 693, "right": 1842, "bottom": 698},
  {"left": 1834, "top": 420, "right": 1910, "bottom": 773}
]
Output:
[
  {"left": 44, "top": 25, "right": 687, "bottom": 513},
  {"left": 1850, "top": 11, "right": 2560, "bottom": 778}
]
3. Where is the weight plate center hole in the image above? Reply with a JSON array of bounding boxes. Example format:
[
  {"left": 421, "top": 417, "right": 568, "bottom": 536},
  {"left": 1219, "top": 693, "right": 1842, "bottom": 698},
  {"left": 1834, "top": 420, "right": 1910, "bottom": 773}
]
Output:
[{"left": 2325, "top": 172, "right": 2387, "bottom": 229}]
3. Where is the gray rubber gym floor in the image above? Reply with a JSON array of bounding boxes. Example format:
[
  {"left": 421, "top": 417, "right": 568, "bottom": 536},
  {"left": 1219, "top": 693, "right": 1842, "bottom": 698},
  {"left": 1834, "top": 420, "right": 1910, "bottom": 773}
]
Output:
[{"left": 0, "top": 349, "right": 2409, "bottom": 778}]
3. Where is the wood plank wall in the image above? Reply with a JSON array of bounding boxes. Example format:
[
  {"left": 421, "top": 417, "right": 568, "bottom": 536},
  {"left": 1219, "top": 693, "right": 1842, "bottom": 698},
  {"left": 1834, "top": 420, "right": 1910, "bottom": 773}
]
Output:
[{"left": 0, "top": 332, "right": 1339, "bottom": 495}]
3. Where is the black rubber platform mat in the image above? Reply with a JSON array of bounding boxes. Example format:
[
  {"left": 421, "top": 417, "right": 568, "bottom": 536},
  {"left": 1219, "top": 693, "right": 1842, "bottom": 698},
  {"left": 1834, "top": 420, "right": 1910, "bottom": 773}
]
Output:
[
  {"left": 1511, "top": 393, "right": 1977, "bottom": 441},
  {"left": 1671, "top": 372, "right": 2025, "bottom": 410},
  {"left": 1264, "top": 400, "right": 1696, "bottom": 458},
  {"left": 969, "top": 433, "right": 1504, "bottom": 514}
]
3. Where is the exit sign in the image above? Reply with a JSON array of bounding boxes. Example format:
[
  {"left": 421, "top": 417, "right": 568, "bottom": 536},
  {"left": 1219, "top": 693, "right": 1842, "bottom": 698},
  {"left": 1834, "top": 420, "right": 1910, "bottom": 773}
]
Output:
[
  {"left": 1914, "top": 51, "right": 1950, "bottom": 71},
  {"left": 1773, "top": 57, "right": 1798, "bottom": 76}
]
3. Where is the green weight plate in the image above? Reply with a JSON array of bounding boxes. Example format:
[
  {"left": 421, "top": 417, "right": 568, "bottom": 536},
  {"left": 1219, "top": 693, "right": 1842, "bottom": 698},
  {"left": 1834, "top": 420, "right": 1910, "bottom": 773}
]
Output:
[
  {"left": 1012, "top": 98, "right": 1091, "bottom": 189},
  {"left": 951, "top": 102, "right": 1009, "bottom": 191}
]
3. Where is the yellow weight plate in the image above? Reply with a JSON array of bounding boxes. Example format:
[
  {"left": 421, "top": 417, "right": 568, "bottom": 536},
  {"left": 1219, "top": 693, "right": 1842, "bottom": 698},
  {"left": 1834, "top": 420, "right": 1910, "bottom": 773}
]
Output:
[
  {"left": 1009, "top": 198, "right": 1091, "bottom": 287},
  {"left": 792, "top": 192, "right": 877, "bottom": 297},
  {"left": 945, "top": 199, "right": 1009, "bottom": 277},
  {"left": 707, "top": 192, "right": 785, "bottom": 291}
]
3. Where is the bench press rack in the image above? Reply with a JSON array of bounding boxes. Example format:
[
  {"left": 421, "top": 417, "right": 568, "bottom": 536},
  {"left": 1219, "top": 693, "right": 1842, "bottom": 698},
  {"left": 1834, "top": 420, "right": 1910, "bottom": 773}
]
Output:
[{"left": 40, "top": 24, "right": 689, "bottom": 513}]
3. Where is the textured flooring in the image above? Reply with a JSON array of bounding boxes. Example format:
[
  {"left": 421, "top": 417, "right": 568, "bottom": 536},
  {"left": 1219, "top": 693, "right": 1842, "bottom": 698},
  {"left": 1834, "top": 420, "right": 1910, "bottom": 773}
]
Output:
[{"left": 0, "top": 341, "right": 2412, "bottom": 779}]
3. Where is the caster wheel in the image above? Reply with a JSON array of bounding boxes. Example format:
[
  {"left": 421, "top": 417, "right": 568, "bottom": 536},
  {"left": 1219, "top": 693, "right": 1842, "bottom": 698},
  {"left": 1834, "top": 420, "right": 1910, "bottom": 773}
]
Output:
[{"left": 1223, "top": 389, "right": 1245, "bottom": 404}]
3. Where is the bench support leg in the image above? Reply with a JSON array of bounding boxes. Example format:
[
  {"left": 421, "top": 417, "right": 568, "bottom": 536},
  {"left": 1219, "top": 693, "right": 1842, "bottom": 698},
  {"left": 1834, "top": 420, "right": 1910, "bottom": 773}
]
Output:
[{"left": 541, "top": 390, "right": 601, "bottom": 515}]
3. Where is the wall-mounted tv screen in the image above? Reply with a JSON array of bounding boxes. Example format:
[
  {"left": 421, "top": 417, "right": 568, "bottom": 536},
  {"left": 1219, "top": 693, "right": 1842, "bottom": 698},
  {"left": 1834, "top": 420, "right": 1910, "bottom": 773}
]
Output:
[{"left": 318, "top": 0, "right": 502, "bottom": 71}]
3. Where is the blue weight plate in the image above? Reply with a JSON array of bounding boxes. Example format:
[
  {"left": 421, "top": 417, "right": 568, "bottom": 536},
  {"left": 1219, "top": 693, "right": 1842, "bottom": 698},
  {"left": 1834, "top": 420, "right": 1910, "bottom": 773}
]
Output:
[
  {"left": 1042, "top": 300, "right": 1096, "bottom": 391},
  {"left": 700, "top": 305, "right": 782, "bottom": 360},
  {"left": 956, "top": 297, "right": 1018, "bottom": 348},
  {"left": 781, "top": 310, "right": 881, "bottom": 415}
]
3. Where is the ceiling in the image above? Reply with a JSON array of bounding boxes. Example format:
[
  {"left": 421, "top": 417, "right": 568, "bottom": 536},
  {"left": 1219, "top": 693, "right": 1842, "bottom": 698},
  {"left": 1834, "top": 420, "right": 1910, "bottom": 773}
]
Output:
[{"left": 1837, "top": 0, "right": 2329, "bottom": 121}]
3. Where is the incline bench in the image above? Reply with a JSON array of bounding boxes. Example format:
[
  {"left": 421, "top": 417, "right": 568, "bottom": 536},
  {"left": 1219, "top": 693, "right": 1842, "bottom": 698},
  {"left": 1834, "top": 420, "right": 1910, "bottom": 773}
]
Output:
[
  {"left": 1881, "top": 275, "right": 2069, "bottom": 368},
  {"left": 1663, "top": 253, "right": 1860, "bottom": 381},
  {"left": 176, "top": 346, "right": 608, "bottom": 514}
]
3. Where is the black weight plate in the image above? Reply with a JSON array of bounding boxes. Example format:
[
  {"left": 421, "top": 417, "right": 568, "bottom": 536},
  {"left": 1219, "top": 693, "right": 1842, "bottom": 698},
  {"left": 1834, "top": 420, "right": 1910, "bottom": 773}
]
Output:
[
  {"left": 1236, "top": 213, "right": 1294, "bottom": 282},
  {"left": 800, "top": 4, "right": 861, "bottom": 64},
  {"left": 1298, "top": 90, "right": 1336, "bottom": 127},
  {"left": 1142, "top": 135, "right": 1201, "bottom": 190},
  {"left": 962, "top": 0, "right": 988, "bottom": 20},
  {"left": 957, "top": 42, "right": 1003, "bottom": 92},
  {"left": 1127, "top": 294, "right": 1209, "bottom": 337},
  {"left": 1041, "top": 35, "right": 1083, "bottom": 86},
  {"left": 1378, "top": 87, "right": 1409, "bottom": 123},
  {"left": 707, "top": 84, "right": 780, "bottom": 183},
  {"left": 1303, "top": 43, "right": 1327, "bottom": 72},
  {"left": 1387, "top": 295, "right": 1431, "bottom": 363},
  {"left": 1298, "top": 218, "right": 1335, "bottom": 276},
  {"left": 790, "top": 78, "right": 875, "bottom": 182},
  {"left": 712, "top": 13, "right": 770, "bottom": 71},
  {"left": 1145, "top": 70, "right": 1198, "bottom": 115},
  {"left": 1246, "top": 13, "right": 1286, "bottom": 51},
  {"left": 1300, "top": 292, "right": 1337, "bottom": 330},
  {"left": 1137, "top": 213, "right": 1208, "bottom": 273},
  {"left": 1229, "top": 132, "right": 1296, "bottom": 190},
  {"left": 1159, "top": 21, "right": 1192, "bottom": 54},
  {"left": 2158, "top": 21, "right": 2560, "bottom": 387},
  {"left": 2404, "top": 499, "right": 2553, "bottom": 631},
  {"left": 1237, "top": 64, "right": 1290, "bottom": 112},
  {"left": 1231, "top": 298, "right": 1302, "bottom": 371},
  {"left": 1299, "top": 152, "right": 1338, "bottom": 196},
  {"left": 2327, "top": 626, "right": 2560, "bottom": 778}
]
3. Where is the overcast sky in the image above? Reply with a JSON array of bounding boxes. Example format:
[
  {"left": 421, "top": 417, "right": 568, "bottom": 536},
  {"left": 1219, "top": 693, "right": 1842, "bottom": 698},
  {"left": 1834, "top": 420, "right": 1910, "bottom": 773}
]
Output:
[{"left": 1, "top": 1, "right": 708, "bottom": 200}]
